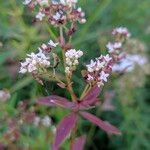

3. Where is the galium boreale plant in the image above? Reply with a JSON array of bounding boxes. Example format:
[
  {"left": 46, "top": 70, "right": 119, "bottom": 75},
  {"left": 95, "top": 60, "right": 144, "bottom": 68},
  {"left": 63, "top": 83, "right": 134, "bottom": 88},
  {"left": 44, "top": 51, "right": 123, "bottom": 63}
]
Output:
[{"left": 20, "top": 0, "right": 131, "bottom": 149}]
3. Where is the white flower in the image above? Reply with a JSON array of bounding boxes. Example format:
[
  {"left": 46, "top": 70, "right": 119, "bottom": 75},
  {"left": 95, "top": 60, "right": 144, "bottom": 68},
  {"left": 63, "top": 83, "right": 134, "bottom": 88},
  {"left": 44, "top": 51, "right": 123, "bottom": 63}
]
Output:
[
  {"left": 41, "top": 116, "right": 51, "bottom": 127},
  {"left": 19, "top": 68, "right": 27, "bottom": 74},
  {"left": 60, "top": 0, "right": 78, "bottom": 7},
  {"left": 37, "top": 0, "right": 49, "bottom": 6},
  {"left": 23, "top": 0, "right": 32, "bottom": 5},
  {"left": 86, "top": 60, "right": 96, "bottom": 72},
  {"left": 112, "top": 27, "right": 131, "bottom": 38},
  {"left": 99, "top": 71, "right": 109, "bottom": 82},
  {"left": 48, "top": 40, "right": 59, "bottom": 47},
  {"left": 41, "top": 43, "right": 48, "bottom": 50},
  {"left": 106, "top": 42, "right": 122, "bottom": 53},
  {"left": 65, "top": 67, "right": 71, "bottom": 74},
  {"left": 104, "top": 54, "right": 112, "bottom": 62},
  {"left": 36, "top": 12, "right": 45, "bottom": 21},
  {"left": 53, "top": 12, "right": 62, "bottom": 20},
  {"left": 96, "top": 60, "right": 105, "bottom": 71}
]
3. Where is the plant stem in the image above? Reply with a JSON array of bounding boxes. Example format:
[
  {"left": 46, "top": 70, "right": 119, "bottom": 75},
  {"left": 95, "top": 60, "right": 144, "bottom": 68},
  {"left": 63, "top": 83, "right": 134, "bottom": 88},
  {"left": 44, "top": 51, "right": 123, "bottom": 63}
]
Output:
[
  {"left": 80, "top": 84, "right": 90, "bottom": 99},
  {"left": 59, "top": 27, "right": 77, "bottom": 102},
  {"left": 80, "top": 83, "right": 92, "bottom": 100}
]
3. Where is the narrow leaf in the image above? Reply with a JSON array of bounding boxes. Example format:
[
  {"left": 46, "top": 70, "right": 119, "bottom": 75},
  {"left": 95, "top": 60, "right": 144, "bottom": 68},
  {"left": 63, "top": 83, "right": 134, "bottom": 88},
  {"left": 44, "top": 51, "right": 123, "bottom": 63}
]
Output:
[
  {"left": 80, "top": 112, "right": 121, "bottom": 135},
  {"left": 71, "top": 135, "right": 86, "bottom": 150},
  {"left": 81, "top": 85, "right": 101, "bottom": 101},
  {"left": 38, "top": 95, "right": 77, "bottom": 109},
  {"left": 79, "top": 98, "right": 100, "bottom": 110},
  {"left": 53, "top": 113, "right": 78, "bottom": 149}
]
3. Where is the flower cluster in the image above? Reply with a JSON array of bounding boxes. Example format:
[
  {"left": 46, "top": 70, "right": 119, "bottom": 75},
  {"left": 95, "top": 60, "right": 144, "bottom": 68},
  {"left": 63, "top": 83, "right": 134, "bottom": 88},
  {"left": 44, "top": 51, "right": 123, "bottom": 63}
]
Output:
[
  {"left": 85, "top": 27, "right": 131, "bottom": 87},
  {"left": 65, "top": 49, "right": 83, "bottom": 75},
  {"left": 19, "top": 50, "right": 50, "bottom": 74},
  {"left": 112, "top": 54, "right": 148, "bottom": 72},
  {"left": 39, "top": 40, "right": 58, "bottom": 53},
  {"left": 86, "top": 54, "right": 112, "bottom": 87},
  {"left": 23, "top": 0, "right": 86, "bottom": 27},
  {"left": 106, "top": 42, "right": 122, "bottom": 53},
  {"left": 112, "top": 27, "right": 131, "bottom": 41},
  {"left": 19, "top": 40, "right": 58, "bottom": 74}
]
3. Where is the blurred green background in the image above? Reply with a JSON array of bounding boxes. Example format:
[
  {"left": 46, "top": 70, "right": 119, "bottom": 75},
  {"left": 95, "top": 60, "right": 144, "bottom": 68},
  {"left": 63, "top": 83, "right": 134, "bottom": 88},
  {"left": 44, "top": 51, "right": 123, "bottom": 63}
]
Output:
[{"left": 0, "top": 0, "right": 150, "bottom": 149}]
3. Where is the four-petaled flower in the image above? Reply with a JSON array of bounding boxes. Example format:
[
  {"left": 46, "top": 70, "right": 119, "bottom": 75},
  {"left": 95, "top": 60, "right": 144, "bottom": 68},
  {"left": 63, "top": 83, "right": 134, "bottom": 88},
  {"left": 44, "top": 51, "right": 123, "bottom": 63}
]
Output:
[
  {"left": 36, "top": 12, "right": 45, "bottom": 21},
  {"left": 100, "top": 71, "right": 109, "bottom": 82}
]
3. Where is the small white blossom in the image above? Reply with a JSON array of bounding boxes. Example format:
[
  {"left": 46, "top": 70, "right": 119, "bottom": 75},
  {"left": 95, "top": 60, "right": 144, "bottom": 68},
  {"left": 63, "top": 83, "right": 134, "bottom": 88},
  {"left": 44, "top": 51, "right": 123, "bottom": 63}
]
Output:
[
  {"left": 65, "top": 67, "right": 71, "bottom": 74},
  {"left": 86, "top": 60, "right": 96, "bottom": 72},
  {"left": 99, "top": 71, "right": 109, "bottom": 82},
  {"left": 104, "top": 54, "right": 112, "bottom": 62},
  {"left": 23, "top": 0, "right": 32, "bottom": 5},
  {"left": 53, "top": 12, "right": 62, "bottom": 20},
  {"left": 36, "top": 12, "right": 45, "bottom": 21},
  {"left": 60, "top": 0, "right": 78, "bottom": 7},
  {"left": 41, "top": 116, "right": 51, "bottom": 127},
  {"left": 106, "top": 42, "right": 122, "bottom": 53},
  {"left": 48, "top": 40, "right": 59, "bottom": 47},
  {"left": 112, "top": 27, "right": 131, "bottom": 38},
  {"left": 37, "top": 0, "right": 49, "bottom": 6},
  {"left": 41, "top": 43, "right": 48, "bottom": 50},
  {"left": 96, "top": 60, "right": 105, "bottom": 71}
]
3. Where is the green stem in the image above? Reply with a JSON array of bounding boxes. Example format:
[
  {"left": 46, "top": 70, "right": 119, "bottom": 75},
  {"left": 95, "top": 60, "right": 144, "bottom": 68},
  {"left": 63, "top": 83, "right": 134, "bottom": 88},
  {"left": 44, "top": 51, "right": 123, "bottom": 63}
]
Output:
[{"left": 59, "top": 27, "right": 77, "bottom": 102}]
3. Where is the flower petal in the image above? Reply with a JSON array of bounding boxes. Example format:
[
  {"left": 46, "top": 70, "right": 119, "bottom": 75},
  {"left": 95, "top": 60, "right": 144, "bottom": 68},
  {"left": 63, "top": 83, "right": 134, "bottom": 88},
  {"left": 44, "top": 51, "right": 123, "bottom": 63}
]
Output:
[
  {"left": 53, "top": 112, "right": 78, "bottom": 149},
  {"left": 80, "top": 111, "right": 121, "bottom": 135},
  {"left": 71, "top": 135, "right": 86, "bottom": 150},
  {"left": 38, "top": 95, "right": 77, "bottom": 109}
]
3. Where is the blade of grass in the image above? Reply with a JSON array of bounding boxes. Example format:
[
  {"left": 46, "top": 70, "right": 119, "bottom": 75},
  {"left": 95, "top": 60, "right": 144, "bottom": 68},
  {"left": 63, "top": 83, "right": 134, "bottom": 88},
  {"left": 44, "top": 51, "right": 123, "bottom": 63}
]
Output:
[{"left": 10, "top": 76, "right": 33, "bottom": 93}]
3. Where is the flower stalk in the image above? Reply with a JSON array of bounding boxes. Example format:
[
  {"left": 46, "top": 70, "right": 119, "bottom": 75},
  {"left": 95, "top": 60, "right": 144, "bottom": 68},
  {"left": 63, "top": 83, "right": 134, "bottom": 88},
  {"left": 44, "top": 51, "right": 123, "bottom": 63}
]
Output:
[{"left": 20, "top": 1, "right": 131, "bottom": 149}]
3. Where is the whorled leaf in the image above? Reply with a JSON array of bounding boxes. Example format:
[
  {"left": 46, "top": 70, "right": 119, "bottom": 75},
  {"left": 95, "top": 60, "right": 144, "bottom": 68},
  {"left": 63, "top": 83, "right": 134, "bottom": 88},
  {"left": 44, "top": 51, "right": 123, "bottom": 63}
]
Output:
[
  {"left": 79, "top": 98, "right": 100, "bottom": 110},
  {"left": 80, "top": 112, "right": 121, "bottom": 135},
  {"left": 52, "top": 112, "right": 78, "bottom": 150},
  {"left": 79, "top": 85, "right": 101, "bottom": 109},
  {"left": 71, "top": 135, "right": 86, "bottom": 150},
  {"left": 81, "top": 85, "right": 101, "bottom": 101},
  {"left": 38, "top": 95, "right": 77, "bottom": 109}
]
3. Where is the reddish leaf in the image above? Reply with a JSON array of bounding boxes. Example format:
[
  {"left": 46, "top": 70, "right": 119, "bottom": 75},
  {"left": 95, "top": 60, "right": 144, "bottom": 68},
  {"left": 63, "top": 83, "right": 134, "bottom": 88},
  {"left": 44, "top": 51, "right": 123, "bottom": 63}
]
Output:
[
  {"left": 71, "top": 135, "right": 86, "bottom": 150},
  {"left": 38, "top": 95, "right": 77, "bottom": 109},
  {"left": 81, "top": 85, "right": 100, "bottom": 101},
  {"left": 53, "top": 112, "right": 78, "bottom": 149},
  {"left": 79, "top": 85, "right": 101, "bottom": 109},
  {"left": 79, "top": 98, "right": 100, "bottom": 110},
  {"left": 80, "top": 112, "right": 121, "bottom": 135}
]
